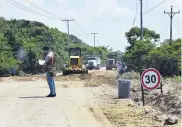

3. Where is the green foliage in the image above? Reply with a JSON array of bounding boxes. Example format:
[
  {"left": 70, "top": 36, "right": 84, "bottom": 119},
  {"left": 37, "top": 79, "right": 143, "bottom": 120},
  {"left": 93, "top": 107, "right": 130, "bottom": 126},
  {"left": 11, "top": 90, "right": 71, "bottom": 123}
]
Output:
[
  {"left": 0, "top": 33, "right": 21, "bottom": 76},
  {"left": 147, "top": 39, "right": 181, "bottom": 76},
  {"left": 123, "top": 40, "right": 155, "bottom": 71},
  {"left": 125, "top": 27, "right": 160, "bottom": 50},
  {"left": 123, "top": 27, "right": 181, "bottom": 77},
  {"left": 0, "top": 17, "right": 118, "bottom": 76}
]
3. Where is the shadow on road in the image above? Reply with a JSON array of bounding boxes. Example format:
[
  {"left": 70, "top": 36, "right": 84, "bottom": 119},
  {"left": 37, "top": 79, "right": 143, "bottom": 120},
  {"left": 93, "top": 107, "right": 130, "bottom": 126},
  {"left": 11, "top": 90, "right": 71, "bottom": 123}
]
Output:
[
  {"left": 112, "top": 97, "right": 120, "bottom": 99},
  {"left": 18, "top": 96, "right": 46, "bottom": 99}
]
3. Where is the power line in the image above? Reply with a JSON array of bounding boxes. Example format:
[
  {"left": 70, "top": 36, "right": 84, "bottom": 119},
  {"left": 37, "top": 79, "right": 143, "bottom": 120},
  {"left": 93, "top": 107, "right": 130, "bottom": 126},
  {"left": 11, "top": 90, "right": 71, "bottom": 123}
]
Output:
[
  {"left": 25, "top": 0, "right": 86, "bottom": 37},
  {"left": 5, "top": 0, "right": 91, "bottom": 44},
  {"left": 164, "top": 6, "right": 180, "bottom": 43},
  {"left": 132, "top": 0, "right": 140, "bottom": 27},
  {"left": 25, "top": 0, "right": 62, "bottom": 19},
  {"left": 69, "top": 24, "right": 84, "bottom": 37},
  {"left": 24, "top": 0, "right": 90, "bottom": 38},
  {"left": 6, "top": 0, "right": 59, "bottom": 19},
  {"left": 69, "top": 23, "right": 94, "bottom": 46},
  {"left": 9, "top": 0, "right": 53, "bottom": 18},
  {"left": 4, "top": 0, "right": 42, "bottom": 16},
  {"left": 74, "top": 20, "right": 90, "bottom": 36},
  {"left": 143, "top": 0, "right": 167, "bottom": 15},
  {"left": 26, "top": 0, "right": 90, "bottom": 37},
  {"left": 6, "top": 0, "right": 78, "bottom": 37},
  {"left": 61, "top": 21, "right": 90, "bottom": 44},
  {"left": 10, "top": 0, "right": 40, "bottom": 15},
  {"left": 61, "top": 19, "right": 74, "bottom": 48}
]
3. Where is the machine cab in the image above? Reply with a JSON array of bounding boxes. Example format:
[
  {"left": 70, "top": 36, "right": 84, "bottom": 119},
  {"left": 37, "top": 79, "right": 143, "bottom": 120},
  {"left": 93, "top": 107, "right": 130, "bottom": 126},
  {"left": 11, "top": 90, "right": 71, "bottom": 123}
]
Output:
[
  {"left": 107, "top": 54, "right": 117, "bottom": 65},
  {"left": 107, "top": 59, "right": 116, "bottom": 65},
  {"left": 69, "top": 47, "right": 82, "bottom": 66},
  {"left": 63, "top": 47, "right": 88, "bottom": 75},
  {"left": 106, "top": 54, "right": 117, "bottom": 70}
]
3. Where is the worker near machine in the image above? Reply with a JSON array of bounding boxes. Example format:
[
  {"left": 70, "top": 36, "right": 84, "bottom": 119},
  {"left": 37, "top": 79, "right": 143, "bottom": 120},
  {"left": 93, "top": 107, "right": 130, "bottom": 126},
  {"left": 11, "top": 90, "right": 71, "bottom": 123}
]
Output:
[
  {"left": 117, "top": 61, "right": 124, "bottom": 74},
  {"left": 42, "top": 46, "right": 56, "bottom": 97}
]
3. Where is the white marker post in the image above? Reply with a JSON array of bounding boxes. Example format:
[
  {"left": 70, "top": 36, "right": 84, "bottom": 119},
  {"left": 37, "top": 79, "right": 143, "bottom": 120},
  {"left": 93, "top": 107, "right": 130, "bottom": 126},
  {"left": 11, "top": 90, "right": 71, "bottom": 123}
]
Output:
[{"left": 140, "top": 68, "right": 163, "bottom": 106}]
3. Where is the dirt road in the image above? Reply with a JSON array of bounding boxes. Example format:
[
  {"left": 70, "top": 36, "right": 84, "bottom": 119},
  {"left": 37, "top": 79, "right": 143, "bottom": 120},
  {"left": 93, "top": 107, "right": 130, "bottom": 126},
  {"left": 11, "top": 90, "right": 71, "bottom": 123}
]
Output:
[
  {"left": 2, "top": 70, "right": 179, "bottom": 127},
  {"left": 0, "top": 71, "right": 115, "bottom": 127}
]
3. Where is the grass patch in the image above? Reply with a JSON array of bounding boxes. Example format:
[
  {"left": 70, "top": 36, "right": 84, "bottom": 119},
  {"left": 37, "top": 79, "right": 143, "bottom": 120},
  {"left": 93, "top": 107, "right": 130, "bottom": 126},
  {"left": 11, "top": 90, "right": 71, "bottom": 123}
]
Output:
[
  {"left": 172, "top": 76, "right": 181, "bottom": 83},
  {"left": 102, "top": 101, "right": 164, "bottom": 127}
]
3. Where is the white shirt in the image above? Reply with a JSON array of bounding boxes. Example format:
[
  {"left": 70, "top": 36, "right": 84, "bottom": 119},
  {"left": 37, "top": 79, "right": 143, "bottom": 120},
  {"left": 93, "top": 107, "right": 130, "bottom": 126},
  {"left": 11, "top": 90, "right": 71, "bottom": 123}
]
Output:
[{"left": 44, "top": 51, "right": 54, "bottom": 65}]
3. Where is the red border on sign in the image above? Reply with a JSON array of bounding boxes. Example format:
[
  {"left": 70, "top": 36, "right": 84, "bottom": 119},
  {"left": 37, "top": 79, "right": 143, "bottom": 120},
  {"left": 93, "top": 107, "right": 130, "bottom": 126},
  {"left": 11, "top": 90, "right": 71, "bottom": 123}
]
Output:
[{"left": 141, "top": 68, "right": 161, "bottom": 90}]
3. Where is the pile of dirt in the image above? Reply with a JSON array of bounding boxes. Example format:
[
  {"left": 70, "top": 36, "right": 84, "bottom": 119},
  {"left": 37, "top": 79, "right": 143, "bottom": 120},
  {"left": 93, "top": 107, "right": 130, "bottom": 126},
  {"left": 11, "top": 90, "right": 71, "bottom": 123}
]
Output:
[
  {"left": 103, "top": 102, "right": 164, "bottom": 127},
  {"left": 118, "top": 72, "right": 181, "bottom": 120},
  {"left": 83, "top": 71, "right": 118, "bottom": 87},
  {"left": 130, "top": 78, "right": 181, "bottom": 118},
  {"left": 91, "top": 84, "right": 165, "bottom": 127},
  {"left": 88, "top": 71, "right": 181, "bottom": 127},
  {"left": 54, "top": 70, "right": 118, "bottom": 88}
]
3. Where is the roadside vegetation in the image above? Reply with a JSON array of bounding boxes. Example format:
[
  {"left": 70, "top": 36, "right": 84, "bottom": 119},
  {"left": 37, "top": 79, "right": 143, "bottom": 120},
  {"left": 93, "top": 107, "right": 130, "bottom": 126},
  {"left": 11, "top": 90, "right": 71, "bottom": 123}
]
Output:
[
  {"left": 0, "top": 17, "right": 180, "bottom": 78},
  {"left": 0, "top": 17, "right": 123, "bottom": 76}
]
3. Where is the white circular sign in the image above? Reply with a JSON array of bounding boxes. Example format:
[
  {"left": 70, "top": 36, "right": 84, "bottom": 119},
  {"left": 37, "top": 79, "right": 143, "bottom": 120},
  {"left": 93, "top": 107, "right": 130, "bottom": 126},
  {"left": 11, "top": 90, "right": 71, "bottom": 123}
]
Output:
[{"left": 141, "top": 68, "right": 161, "bottom": 90}]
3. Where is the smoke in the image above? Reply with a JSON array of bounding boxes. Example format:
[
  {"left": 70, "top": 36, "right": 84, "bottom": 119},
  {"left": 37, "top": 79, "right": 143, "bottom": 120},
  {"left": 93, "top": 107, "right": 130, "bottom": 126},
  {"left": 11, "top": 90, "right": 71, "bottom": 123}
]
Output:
[{"left": 16, "top": 47, "right": 27, "bottom": 60}]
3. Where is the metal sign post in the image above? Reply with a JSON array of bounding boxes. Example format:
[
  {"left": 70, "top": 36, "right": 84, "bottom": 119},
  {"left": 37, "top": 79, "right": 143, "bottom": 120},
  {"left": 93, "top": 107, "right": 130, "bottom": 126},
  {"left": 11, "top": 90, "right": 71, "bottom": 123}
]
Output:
[{"left": 140, "top": 68, "right": 163, "bottom": 106}]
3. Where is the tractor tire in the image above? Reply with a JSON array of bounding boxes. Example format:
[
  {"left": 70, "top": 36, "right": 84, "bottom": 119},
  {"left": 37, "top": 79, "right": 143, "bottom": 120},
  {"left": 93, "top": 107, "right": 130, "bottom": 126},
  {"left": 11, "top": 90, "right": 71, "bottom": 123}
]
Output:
[
  {"left": 97, "top": 65, "right": 100, "bottom": 70},
  {"left": 63, "top": 71, "right": 66, "bottom": 75},
  {"left": 63, "top": 70, "right": 67, "bottom": 75},
  {"left": 82, "top": 65, "right": 88, "bottom": 75},
  {"left": 106, "top": 67, "right": 111, "bottom": 70},
  {"left": 86, "top": 69, "right": 88, "bottom": 74}
]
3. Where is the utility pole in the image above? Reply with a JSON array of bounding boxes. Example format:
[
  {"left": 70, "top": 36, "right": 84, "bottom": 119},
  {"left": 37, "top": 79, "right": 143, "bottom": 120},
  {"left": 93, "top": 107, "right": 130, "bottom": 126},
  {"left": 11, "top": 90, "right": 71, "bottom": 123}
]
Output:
[
  {"left": 140, "top": 0, "right": 145, "bottom": 106},
  {"left": 62, "top": 19, "right": 74, "bottom": 48},
  {"left": 91, "top": 33, "right": 98, "bottom": 47},
  {"left": 164, "top": 6, "right": 180, "bottom": 43},
  {"left": 140, "top": 0, "right": 143, "bottom": 41}
]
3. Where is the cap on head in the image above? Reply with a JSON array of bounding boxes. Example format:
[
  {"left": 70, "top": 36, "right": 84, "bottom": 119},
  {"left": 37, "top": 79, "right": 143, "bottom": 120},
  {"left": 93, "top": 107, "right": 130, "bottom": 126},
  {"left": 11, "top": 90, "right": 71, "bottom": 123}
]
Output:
[{"left": 42, "top": 46, "right": 50, "bottom": 51}]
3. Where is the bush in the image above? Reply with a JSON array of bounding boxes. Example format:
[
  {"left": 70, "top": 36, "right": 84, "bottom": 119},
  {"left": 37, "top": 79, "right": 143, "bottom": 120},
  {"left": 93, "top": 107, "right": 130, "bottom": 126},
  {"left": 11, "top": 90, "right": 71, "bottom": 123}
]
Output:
[{"left": 120, "top": 71, "right": 140, "bottom": 79}]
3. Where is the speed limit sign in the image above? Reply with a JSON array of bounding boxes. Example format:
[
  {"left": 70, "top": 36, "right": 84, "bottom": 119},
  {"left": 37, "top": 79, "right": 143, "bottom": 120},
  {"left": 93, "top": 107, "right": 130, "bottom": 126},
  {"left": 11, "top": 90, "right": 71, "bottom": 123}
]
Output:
[{"left": 141, "top": 68, "right": 161, "bottom": 90}]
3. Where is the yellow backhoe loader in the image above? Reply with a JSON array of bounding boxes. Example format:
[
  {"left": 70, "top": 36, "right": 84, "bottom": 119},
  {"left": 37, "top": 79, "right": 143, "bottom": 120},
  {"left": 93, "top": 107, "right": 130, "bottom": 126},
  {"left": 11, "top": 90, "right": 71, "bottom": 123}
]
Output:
[{"left": 63, "top": 47, "right": 88, "bottom": 75}]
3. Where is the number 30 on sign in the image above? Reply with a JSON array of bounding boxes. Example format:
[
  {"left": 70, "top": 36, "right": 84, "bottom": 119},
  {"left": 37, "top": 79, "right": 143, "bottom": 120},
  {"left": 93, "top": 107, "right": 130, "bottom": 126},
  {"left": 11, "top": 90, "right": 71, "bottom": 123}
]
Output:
[{"left": 141, "top": 68, "right": 161, "bottom": 90}]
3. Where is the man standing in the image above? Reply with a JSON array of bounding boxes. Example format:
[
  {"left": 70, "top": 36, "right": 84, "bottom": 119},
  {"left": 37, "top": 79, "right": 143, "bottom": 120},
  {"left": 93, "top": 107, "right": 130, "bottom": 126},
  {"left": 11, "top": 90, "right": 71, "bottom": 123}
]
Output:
[
  {"left": 42, "top": 46, "right": 56, "bottom": 97},
  {"left": 117, "top": 61, "right": 124, "bottom": 75}
]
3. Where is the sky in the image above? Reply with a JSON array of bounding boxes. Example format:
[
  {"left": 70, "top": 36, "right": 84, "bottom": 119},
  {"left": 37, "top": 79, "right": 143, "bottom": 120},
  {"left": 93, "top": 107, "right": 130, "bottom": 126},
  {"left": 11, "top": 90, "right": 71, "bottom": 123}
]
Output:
[{"left": 0, "top": 0, "right": 181, "bottom": 52}]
